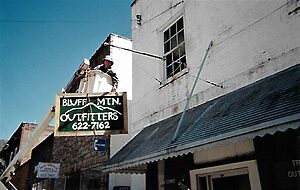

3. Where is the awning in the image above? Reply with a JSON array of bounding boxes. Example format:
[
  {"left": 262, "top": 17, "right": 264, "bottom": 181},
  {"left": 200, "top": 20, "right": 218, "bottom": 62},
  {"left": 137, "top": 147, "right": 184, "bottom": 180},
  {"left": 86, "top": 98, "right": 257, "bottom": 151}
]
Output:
[{"left": 102, "top": 64, "right": 300, "bottom": 173}]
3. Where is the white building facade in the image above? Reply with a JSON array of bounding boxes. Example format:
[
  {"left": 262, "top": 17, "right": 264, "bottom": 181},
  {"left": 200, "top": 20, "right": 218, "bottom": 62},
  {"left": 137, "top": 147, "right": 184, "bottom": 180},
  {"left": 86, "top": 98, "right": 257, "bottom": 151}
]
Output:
[
  {"left": 105, "top": 1, "right": 300, "bottom": 190},
  {"left": 131, "top": 0, "right": 299, "bottom": 134}
]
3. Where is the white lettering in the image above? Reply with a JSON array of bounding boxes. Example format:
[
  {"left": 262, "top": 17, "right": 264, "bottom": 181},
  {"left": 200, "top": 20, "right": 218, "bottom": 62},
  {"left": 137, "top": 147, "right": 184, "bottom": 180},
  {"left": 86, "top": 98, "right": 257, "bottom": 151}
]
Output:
[
  {"left": 97, "top": 97, "right": 120, "bottom": 106},
  {"left": 292, "top": 160, "right": 300, "bottom": 167},
  {"left": 110, "top": 98, "right": 120, "bottom": 105},
  {"left": 97, "top": 98, "right": 106, "bottom": 106},
  {"left": 90, "top": 122, "right": 111, "bottom": 130},
  {"left": 61, "top": 98, "right": 87, "bottom": 107},
  {"left": 287, "top": 170, "right": 300, "bottom": 178},
  {"left": 60, "top": 112, "right": 119, "bottom": 123},
  {"left": 62, "top": 99, "right": 68, "bottom": 106}
]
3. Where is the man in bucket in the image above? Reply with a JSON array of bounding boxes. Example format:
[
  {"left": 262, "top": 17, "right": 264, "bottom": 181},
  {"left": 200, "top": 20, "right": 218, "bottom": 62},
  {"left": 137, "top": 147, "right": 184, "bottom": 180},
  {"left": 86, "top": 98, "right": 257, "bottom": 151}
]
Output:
[{"left": 95, "top": 55, "right": 119, "bottom": 92}]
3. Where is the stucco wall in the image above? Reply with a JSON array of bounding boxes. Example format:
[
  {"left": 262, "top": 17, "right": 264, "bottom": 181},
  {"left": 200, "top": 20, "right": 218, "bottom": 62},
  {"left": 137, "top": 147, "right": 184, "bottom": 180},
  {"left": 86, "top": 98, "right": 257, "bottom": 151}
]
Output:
[
  {"left": 110, "top": 34, "right": 133, "bottom": 100},
  {"left": 131, "top": 0, "right": 300, "bottom": 132}
]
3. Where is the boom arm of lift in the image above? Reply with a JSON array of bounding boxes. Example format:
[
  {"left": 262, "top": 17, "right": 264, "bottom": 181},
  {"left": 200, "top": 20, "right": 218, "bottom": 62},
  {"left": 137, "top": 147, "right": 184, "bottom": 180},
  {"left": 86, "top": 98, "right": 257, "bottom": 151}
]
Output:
[
  {"left": 0, "top": 58, "right": 110, "bottom": 189},
  {"left": 0, "top": 107, "right": 55, "bottom": 188}
]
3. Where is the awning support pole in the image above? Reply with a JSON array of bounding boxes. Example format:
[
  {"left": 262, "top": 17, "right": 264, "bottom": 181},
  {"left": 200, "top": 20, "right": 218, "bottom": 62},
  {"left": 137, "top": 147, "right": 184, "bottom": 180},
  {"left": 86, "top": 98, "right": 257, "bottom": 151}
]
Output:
[{"left": 171, "top": 41, "right": 213, "bottom": 143}]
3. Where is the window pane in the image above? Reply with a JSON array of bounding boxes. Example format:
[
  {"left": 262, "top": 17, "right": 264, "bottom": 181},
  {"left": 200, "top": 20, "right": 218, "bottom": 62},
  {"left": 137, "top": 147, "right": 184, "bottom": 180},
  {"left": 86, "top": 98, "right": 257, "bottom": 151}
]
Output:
[
  {"left": 167, "top": 64, "right": 173, "bottom": 78},
  {"left": 164, "top": 30, "right": 170, "bottom": 42},
  {"left": 180, "top": 56, "right": 186, "bottom": 70},
  {"left": 164, "top": 41, "right": 170, "bottom": 53},
  {"left": 179, "top": 43, "right": 185, "bottom": 57},
  {"left": 174, "top": 61, "right": 180, "bottom": 74},
  {"left": 166, "top": 54, "right": 172, "bottom": 66},
  {"left": 197, "top": 177, "right": 208, "bottom": 190},
  {"left": 171, "top": 36, "right": 177, "bottom": 50},
  {"left": 212, "top": 174, "right": 251, "bottom": 190},
  {"left": 170, "top": 23, "right": 177, "bottom": 36},
  {"left": 177, "top": 17, "right": 183, "bottom": 30},
  {"left": 173, "top": 48, "right": 179, "bottom": 61},
  {"left": 178, "top": 30, "right": 184, "bottom": 44}
]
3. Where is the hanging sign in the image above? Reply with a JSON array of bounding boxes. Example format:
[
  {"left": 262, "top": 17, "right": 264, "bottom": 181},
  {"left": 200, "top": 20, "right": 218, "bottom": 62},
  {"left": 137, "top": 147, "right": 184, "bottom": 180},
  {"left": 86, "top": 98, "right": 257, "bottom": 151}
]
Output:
[
  {"left": 54, "top": 92, "right": 128, "bottom": 136},
  {"left": 36, "top": 162, "right": 60, "bottom": 179}
]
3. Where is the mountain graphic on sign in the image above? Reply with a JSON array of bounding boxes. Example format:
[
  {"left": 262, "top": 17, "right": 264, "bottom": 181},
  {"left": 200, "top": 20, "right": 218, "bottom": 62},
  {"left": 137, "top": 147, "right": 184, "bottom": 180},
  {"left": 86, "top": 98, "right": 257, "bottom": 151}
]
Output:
[{"left": 62, "top": 102, "right": 122, "bottom": 116}]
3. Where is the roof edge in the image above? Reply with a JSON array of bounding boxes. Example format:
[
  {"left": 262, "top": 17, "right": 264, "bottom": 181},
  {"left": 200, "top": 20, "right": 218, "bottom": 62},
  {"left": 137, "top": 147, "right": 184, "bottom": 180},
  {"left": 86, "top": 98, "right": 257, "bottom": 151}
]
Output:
[{"left": 103, "top": 114, "right": 300, "bottom": 173}]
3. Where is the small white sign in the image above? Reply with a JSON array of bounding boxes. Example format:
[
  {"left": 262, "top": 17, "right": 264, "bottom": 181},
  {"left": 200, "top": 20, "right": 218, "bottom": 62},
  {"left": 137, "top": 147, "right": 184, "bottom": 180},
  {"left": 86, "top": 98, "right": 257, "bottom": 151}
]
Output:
[{"left": 36, "top": 162, "right": 60, "bottom": 179}]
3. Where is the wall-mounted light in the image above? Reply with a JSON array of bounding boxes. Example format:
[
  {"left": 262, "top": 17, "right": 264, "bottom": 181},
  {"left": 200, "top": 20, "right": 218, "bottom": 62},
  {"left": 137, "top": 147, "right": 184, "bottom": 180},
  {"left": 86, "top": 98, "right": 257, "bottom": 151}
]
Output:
[{"left": 136, "top": 14, "right": 142, "bottom": 26}]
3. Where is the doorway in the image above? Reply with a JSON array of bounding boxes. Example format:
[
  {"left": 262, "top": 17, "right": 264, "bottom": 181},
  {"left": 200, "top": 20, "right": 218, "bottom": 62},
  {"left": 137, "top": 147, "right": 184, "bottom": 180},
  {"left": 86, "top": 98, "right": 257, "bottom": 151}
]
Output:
[{"left": 190, "top": 160, "right": 261, "bottom": 190}]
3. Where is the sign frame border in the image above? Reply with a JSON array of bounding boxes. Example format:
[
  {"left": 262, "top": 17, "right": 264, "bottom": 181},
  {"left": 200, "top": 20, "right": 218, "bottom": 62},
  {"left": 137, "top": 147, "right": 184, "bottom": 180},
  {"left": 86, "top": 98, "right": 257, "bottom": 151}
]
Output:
[{"left": 54, "top": 92, "right": 128, "bottom": 137}]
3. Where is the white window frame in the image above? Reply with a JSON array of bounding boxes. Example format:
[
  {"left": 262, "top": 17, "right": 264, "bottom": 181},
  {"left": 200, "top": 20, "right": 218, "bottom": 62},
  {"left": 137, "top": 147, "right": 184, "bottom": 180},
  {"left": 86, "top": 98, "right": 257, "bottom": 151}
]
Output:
[
  {"left": 163, "top": 16, "right": 187, "bottom": 81},
  {"left": 189, "top": 160, "right": 261, "bottom": 190}
]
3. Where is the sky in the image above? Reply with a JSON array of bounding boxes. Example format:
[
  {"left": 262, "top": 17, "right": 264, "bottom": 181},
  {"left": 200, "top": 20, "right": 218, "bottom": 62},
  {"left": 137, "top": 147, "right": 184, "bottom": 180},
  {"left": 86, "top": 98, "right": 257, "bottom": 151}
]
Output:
[{"left": 0, "top": 0, "right": 132, "bottom": 140}]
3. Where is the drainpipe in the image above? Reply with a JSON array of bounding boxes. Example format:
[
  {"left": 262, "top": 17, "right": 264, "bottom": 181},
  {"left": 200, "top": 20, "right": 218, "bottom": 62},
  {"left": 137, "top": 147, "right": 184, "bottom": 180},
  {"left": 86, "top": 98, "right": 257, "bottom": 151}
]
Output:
[{"left": 171, "top": 41, "right": 213, "bottom": 143}]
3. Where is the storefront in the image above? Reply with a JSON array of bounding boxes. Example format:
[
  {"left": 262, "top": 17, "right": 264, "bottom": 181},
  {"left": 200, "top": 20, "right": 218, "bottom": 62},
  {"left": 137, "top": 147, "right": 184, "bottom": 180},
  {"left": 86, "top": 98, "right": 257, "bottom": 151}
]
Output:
[{"left": 103, "top": 65, "right": 300, "bottom": 190}]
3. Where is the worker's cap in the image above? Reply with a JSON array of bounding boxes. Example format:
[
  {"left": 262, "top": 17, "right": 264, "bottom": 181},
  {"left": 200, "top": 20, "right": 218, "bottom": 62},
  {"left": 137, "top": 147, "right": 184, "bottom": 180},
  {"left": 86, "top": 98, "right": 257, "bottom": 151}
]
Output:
[{"left": 103, "top": 55, "right": 114, "bottom": 65}]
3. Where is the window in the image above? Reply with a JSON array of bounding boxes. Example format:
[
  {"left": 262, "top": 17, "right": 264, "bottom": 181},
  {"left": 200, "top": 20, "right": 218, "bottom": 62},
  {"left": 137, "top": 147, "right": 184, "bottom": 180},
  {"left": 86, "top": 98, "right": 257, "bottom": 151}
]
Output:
[
  {"left": 163, "top": 17, "right": 186, "bottom": 79},
  {"left": 197, "top": 168, "right": 251, "bottom": 190},
  {"left": 190, "top": 160, "right": 261, "bottom": 190}
]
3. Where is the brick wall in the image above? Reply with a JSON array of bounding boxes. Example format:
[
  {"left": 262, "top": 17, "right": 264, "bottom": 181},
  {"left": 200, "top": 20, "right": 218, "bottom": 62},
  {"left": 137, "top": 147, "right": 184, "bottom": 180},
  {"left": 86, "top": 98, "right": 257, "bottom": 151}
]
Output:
[
  {"left": 52, "top": 136, "right": 109, "bottom": 189},
  {"left": 52, "top": 136, "right": 109, "bottom": 175}
]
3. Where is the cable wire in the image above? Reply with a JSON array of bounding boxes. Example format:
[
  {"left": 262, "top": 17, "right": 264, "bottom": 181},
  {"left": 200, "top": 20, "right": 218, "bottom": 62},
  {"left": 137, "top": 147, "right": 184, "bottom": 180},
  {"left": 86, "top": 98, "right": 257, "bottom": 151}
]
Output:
[
  {"left": 135, "top": 61, "right": 162, "bottom": 84},
  {"left": 214, "top": 2, "right": 287, "bottom": 47},
  {"left": 141, "top": 1, "right": 184, "bottom": 26}
]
